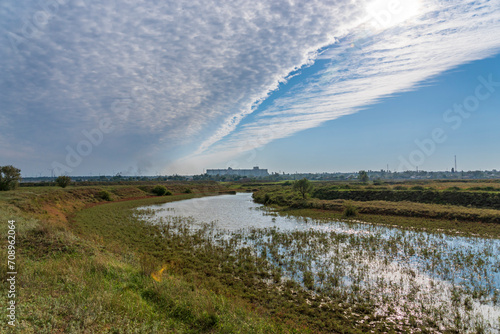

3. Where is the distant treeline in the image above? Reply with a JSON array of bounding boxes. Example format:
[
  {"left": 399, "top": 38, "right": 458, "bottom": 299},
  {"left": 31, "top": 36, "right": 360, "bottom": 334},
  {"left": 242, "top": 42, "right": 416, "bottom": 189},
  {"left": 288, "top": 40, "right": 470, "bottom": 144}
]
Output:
[{"left": 19, "top": 180, "right": 220, "bottom": 187}]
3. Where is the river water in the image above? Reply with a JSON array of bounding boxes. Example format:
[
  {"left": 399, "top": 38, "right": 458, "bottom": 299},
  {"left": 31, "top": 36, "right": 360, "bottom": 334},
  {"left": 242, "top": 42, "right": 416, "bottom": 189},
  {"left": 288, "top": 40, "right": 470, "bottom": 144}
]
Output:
[{"left": 137, "top": 193, "right": 500, "bottom": 332}]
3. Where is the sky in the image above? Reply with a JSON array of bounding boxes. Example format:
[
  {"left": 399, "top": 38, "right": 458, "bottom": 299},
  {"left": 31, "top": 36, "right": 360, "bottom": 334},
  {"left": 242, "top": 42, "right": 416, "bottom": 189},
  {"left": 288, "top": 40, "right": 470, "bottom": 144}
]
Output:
[{"left": 0, "top": 0, "right": 499, "bottom": 176}]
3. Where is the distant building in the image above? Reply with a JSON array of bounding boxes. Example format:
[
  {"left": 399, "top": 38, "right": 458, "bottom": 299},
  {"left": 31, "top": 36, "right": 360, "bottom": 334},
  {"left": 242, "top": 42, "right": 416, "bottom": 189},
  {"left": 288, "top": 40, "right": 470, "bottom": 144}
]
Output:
[{"left": 206, "top": 166, "right": 269, "bottom": 177}]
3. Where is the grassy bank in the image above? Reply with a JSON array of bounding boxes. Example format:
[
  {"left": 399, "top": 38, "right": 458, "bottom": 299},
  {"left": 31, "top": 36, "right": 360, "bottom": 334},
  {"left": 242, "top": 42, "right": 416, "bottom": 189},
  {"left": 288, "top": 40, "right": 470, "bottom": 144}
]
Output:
[
  {"left": 313, "top": 187, "right": 500, "bottom": 210},
  {"left": 70, "top": 195, "right": 382, "bottom": 333},
  {"left": 0, "top": 184, "right": 298, "bottom": 333},
  {"left": 253, "top": 185, "right": 500, "bottom": 238},
  {"left": 70, "top": 189, "right": 498, "bottom": 333},
  {"left": 3, "top": 181, "right": 499, "bottom": 332}
]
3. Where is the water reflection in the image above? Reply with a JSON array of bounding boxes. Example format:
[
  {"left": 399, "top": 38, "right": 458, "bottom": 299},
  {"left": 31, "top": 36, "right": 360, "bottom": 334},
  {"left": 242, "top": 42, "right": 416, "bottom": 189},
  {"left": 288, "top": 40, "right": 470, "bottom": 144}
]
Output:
[{"left": 137, "top": 193, "right": 500, "bottom": 332}]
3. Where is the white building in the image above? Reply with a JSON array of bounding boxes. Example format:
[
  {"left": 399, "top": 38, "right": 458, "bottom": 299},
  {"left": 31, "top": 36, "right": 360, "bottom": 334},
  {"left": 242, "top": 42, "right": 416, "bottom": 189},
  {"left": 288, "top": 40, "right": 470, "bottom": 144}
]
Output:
[{"left": 206, "top": 166, "right": 269, "bottom": 177}]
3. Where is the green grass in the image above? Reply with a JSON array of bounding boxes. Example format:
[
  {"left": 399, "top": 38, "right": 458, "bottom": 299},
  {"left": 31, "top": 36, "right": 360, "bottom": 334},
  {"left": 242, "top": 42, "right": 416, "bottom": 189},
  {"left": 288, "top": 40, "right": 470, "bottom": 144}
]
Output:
[
  {"left": 0, "top": 184, "right": 296, "bottom": 333},
  {"left": 253, "top": 186, "right": 500, "bottom": 238},
  {"left": 312, "top": 187, "right": 500, "bottom": 210},
  {"left": 4, "top": 181, "right": 499, "bottom": 332},
  {"left": 1, "top": 248, "right": 279, "bottom": 333},
  {"left": 69, "top": 196, "right": 346, "bottom": 332}
]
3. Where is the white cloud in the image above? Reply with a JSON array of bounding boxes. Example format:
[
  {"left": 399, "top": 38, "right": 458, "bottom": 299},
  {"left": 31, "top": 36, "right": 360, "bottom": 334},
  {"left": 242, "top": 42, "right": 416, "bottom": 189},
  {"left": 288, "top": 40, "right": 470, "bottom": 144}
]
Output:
[
  {"left": 0, "top": 0, "right": 373, "bottom": 174},
  {"left": 1, "top": 0, "right": 500, "bottom": 174},
  {"left": 173, "top": 0, "right": 500, "bottom": 173}
]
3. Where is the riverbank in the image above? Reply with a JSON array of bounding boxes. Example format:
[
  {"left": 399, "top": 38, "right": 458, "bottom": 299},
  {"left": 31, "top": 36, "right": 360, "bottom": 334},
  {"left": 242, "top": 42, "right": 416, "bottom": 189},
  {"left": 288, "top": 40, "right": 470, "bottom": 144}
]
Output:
[
  {"left": 252, "top": 186, "right": 500, "bottom": 238},
  {"left": 0, "top": 184, "right": 296, "bottom": 333},
  {"left": 2, "top": 181, "right": 499, "bottom": 333},
  {"left": 112, "top": 192, "right": 500, "bottom": 333}
]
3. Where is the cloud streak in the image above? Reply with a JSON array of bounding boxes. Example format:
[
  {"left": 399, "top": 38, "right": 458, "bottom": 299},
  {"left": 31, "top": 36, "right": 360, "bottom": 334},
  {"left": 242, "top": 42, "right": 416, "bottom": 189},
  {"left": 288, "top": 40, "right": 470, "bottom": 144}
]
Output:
[
  {"left": 1, "top": 0, "right": 373, "bottom": 174},
  {"left": 177, "top": 0, "right": 500, "bottom": 173},
  {"left": 1, "top": 0, "right": 499, "bottom": 175}
]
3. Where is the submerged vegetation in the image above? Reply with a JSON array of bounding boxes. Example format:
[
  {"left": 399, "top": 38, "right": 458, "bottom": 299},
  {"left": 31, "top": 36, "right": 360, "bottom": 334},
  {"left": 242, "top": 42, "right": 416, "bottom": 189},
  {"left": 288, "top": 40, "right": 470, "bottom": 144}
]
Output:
[{"left": 136, "top": 193, "right": 500, "bottom": 332}]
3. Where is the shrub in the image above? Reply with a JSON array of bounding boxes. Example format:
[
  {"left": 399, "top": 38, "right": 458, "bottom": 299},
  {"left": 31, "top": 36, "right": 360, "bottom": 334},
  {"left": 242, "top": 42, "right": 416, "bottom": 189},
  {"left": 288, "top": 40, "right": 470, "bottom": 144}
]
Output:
[
  {"left": 394, "top": 186, "right": 407, "bottom": 190},
  {"left": 98, "top": 190, "right": 112, "bottom": 201},
  {"left": 343, "top": 203, "right": 358, "bottom": 217},
  {"left": 446, "top": 186, "right": 461, "bottom": 191},
  {"left": 410, "top": 186, "right": 425, "bottom": 191},
  {"left": 165, "top": 190, "right": 173, "bottom": 196},
  {"left": 282, "top": 181, "right": 293, "bottom": 186},
  {"left": 0, "top": 165, "right": 21, "bottom": 191},
  {"left": 56, "top": 175, "right": 71, "bottom": 188},
  {"left": 184, "top": 188, "right": 193, "bottom": 194},
  {"left": 152, "top": 185, "right": 168, "bottom": 196}
]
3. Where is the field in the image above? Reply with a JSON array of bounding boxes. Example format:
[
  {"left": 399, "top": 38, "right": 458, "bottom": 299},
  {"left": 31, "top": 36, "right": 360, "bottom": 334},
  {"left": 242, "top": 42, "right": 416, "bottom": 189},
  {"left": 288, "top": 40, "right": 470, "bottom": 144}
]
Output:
[
  {"left": 0, "top": 183, "right": 291, "bottom": 333},
  {"left": 1, "top": 179, "right": 499, "bottom": 333}
]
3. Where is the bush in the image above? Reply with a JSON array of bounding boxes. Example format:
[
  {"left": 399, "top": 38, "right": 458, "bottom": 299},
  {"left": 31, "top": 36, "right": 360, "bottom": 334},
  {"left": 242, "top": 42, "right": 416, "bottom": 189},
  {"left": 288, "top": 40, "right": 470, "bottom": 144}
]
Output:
[
  {"left": 0, "top": 165, "right": 21, "bottom": 191},
  {"left": 410, "top": 186, "right": 425, "bottom": 191},
  {"left": 98, "top": 190, "right": 112, "bottom": 201},
  {"left": 343, "top": 203, "right": 358, "bottom": 217},
  {"left": 56, "top": 175, "right": 71, "bottom": 188},
  {"left": 165, "top": 190, "right": 173, "bottom": 196},
  {"left": 184, "top": 188, "right": 193, "bottom": 194},
  {"left": 152, "top": 185, "right": 168, "bottom": 196}
]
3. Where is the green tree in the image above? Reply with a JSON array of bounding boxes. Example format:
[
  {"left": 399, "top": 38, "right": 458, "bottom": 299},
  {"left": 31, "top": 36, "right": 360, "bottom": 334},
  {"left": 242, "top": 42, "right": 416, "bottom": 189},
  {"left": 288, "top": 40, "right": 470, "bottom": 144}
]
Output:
[
  {"left": 0, "top": 165, "right": 21, "bottom": 191},
  {"left": 293, "top": 178, "right": 313, "bottom": 199},
  {"left": 358, "top": 170, "right": 369, "bottom": 183},
  {"left": 56, "top": 175, "right": 71, "bottom": 188}
]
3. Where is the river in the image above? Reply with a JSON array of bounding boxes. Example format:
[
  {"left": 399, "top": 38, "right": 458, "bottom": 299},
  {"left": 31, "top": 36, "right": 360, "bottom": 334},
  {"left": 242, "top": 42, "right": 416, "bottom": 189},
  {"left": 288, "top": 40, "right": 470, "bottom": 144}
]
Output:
[{"left": 137, "top": 192, "right": 500, "bottom": 332}]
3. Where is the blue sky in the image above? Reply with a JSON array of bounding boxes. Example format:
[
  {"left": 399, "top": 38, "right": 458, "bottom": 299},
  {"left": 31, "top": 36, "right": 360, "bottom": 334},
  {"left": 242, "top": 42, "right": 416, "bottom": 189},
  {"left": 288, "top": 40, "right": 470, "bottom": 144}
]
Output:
[
  {"left": 254, "top": 53, "right": 500, "bottom": 173},
  {"left": 1, "top": 0, "right": 500, "bottom": 176}
]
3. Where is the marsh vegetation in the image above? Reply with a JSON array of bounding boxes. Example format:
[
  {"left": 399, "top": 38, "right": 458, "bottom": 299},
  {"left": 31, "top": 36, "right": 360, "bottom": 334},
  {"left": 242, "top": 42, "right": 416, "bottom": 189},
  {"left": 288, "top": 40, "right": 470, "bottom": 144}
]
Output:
[
  {"left": 140, "top": 193, "right": 500, "bottom": 333},
  {"left": 1, "top": 180, "right": 499, "bottom": 333}
]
